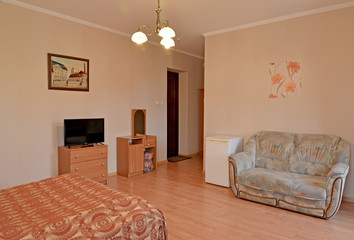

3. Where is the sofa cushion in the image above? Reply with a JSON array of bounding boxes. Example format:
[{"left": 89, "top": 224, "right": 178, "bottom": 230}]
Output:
[
  {"left": 237, "top": 184, "right": 327, "bottom": 217},
  {"left": 255, "top": 131, "right": 295, "bottom": 172},
  {"left": 289, "top": 134, "right": 340, "bottom": 177},
  {"left": 238, "top": 168, "right": 327, "bottom": 200}
]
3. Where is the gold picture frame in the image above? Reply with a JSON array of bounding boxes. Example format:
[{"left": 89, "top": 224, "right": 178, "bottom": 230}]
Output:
[{"left": 48, "top": 53, "right": 89, "bottom": 91}]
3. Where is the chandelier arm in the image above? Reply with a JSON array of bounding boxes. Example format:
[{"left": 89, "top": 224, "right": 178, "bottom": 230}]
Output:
[
  {"left": 138, "top": 25, "right": 153, "bottom": 36},
  {"left": 161, "top": 20, "right": 169, "bottom": 28}
]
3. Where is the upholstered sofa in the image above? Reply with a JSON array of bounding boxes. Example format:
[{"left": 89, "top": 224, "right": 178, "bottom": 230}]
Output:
[{"left": 228, "top": 131, "right": 350, "bottom": 219}]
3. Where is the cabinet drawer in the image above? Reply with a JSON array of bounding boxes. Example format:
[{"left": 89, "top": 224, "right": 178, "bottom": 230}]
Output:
[
  {"left": 143, "top": 140, "right": 155, "bottom": 148},
  {"left": 70, "top": 146, "right": 107, "bottom": 163},
  {"left": 70, "top": 158, "right": 107, "bottom": 182}
]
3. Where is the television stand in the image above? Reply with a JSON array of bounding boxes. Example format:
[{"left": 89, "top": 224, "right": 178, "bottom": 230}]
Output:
[{"left": 58, "top": 144, "right": 108, "bottom": 184}]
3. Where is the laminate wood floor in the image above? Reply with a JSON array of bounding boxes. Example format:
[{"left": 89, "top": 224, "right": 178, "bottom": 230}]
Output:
[{"left": 107, "top": 155, "right": 354, "bottom": 240}]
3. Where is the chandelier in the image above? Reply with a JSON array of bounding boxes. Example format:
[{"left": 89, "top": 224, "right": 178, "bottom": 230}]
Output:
[{"left": 131, "top": 0, "right": 176, "bottom": 49}]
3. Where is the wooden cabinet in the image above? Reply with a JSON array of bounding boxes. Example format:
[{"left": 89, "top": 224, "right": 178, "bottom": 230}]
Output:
[
  {"left": 58, "top": 145, "right": 108, "bottom": 184},
  {"left": 129, "top": 144, "right": 144, "bottom": 174},
  {"left": 117, "top": 135, "right": 157, "bottom": 177}
]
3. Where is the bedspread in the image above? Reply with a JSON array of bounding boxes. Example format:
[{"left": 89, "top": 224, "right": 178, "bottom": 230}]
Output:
[{"left": 0, "top": 173, "right": 167, "bottom": 239}]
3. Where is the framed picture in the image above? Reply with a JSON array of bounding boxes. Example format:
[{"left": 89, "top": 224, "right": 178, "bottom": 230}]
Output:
[{"left": 48, "top": 53, "right": 89, "bottom": 91}]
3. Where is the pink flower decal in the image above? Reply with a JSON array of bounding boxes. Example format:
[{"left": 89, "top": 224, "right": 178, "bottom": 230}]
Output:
[
  {"left": 284, "top": 82, "right": 296, "bottom": 93},
  {"left": 287, "top": 61, "right": 301, "bottom": 73},
  {"left": 268, "top": 60, "right": 302, "bottom": 98},
  {"left": 271, "top": 73, "right": 284, "bottom": 85}
]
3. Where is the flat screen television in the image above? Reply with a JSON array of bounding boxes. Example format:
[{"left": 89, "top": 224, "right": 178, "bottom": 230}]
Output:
[{"left": 64, "top": 118, "right": 104, "bottom": 146}]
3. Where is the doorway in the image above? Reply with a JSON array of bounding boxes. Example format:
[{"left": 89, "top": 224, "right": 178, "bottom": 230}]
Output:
[{"left": 167, "top": 71, "right": 179, "bottom": 158}]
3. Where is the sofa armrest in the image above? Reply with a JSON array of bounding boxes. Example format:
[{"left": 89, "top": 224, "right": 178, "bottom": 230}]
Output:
[
  {"left": 327, "top": 163, "right": 349, "bottom": 180},
  {"left": 325, "top": 163, "right": 349, "bottom": 218},
  {"left": 228, "top": 152, "right": 254, "bottom": 197},
  {"left": 326, "top": 163, "right": 349, "bottom": 192},
  {"left": 229, "top": 152, "right": 255, "bottom": 175}
]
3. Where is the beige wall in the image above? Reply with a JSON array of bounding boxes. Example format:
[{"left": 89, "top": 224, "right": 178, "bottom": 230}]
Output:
[
  {"left": 205, "top": 7, "right": 354, "bottom": 198},
  {"left": 0, "top": 3, "right": 204, "bottom": 188}
]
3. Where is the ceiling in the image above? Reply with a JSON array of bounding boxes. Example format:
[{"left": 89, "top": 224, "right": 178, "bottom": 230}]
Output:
[{"left": 10, "top": 0, "right": 354, "bottom": 58}]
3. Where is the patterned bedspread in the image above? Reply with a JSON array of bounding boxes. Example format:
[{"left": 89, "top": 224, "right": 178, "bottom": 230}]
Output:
[{"left": 0, "top": 173, "right": 167, "bottom": 239}]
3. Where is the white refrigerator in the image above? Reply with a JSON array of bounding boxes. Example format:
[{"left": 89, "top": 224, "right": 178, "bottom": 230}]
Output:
[{"left": 205, "top": 135, "right": 243, "bottom": 187}]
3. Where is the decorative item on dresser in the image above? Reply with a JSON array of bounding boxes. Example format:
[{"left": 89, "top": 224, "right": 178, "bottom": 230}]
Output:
[{"left": 58, "top": 144, "right": 108, "bottom": 184}]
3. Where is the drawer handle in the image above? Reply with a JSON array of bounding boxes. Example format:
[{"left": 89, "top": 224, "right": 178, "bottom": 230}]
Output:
[
  {"left": 102, "top": 151, "right": 105, "bottom": 154},
  {"left": 101, "top": 162, "right": 105, "bottom": 166},
  {"left": 101, "top": 174, "right": 106, "bottom": 177},
  {"left": 75, "top": 155, "right": 79, "bottom": 158},
  {"left": 74, "top": 168, "right": 78, "bottom": 171}
]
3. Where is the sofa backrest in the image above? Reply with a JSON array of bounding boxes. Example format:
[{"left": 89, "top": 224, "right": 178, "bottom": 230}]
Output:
[
  {"left": 289, "top": 134, "right": 340, "bottom": 176},
  {"left": 255, "top": 131, "right": 295, "bottom": 172},
  {"left": 333, "top": 139, "right": 350, "bottom": 166},
  {"left": 248, "top": 131, "right": 349, "bottom": 176}
]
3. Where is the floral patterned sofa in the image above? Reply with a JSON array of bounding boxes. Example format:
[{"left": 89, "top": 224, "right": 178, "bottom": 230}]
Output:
[{"left": 228, "top": 131, "right": 350, "bottom": 219}]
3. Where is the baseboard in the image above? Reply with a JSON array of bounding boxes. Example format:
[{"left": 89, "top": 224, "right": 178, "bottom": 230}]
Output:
[
  {"left": 157, "top": 160, "right": 168, "bottom": 166},
  {"left": 343, "top": 197, "right": 354, "bottom": 203},
  {"left": 108, "top": 172, "right": 117, "bottom": 177},
  {"left": 179, "top": 152, "right": 200, "bottom": 157}
]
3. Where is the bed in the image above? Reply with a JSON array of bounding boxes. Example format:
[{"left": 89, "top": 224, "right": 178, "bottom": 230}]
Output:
[{"left": 0, "top": 173, "right": 167, "bottom": 239}]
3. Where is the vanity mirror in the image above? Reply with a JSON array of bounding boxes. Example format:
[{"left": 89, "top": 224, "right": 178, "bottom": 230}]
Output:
[{"left": 132, "top": 109, "right": 146, "bottom": 136}]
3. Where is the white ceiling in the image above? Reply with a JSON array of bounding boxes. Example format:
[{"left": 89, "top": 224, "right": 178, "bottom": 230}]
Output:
[{"left": 8, "top": 0, "right": 354, "bottom": 58}]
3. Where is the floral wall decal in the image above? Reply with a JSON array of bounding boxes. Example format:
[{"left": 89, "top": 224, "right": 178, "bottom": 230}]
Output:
[{"left": 268, "top": 61, "right": 302, "bottom": 98}]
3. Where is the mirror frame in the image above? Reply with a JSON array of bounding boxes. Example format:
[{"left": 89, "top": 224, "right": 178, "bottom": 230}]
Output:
[{"left": 132, "top": 109, "right": 146, "bottom": 136}]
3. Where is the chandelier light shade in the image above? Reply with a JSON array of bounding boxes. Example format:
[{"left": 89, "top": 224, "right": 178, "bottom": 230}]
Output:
[
  {"left": 131, "top": 31, "right": 148, "bottom": 44},
  {"left": 158, "top": 27, "right": 175, "bottom": 38},
  {"left": 131, "top": 0, "right": 176, "bottom": 49},
  {"left": 160, "top": 37, "right": 175, "bottom": 49}
]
